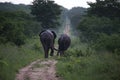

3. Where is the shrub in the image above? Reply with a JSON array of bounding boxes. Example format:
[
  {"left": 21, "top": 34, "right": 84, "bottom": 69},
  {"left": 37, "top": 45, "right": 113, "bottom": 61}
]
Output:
[
  {"left": 56, "top": 52, "right": 120, "bottom": 80},
  {"left": 0, "top": 38, "right": 43, "bottom": 80},
  {"left": 94, "top": 33, "right": 120, "bottom": 52},
  {"left": 77, "top": 16, "right": 120, "bottom": 42}
]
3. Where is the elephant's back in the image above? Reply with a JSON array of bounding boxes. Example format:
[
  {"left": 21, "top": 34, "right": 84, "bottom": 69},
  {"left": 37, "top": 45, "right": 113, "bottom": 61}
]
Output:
[
  {"left": 58, "top": 34, "right": 71, "bottom": 51},
  {"left": 40, "top": 30, "right": 54, "bottom": 39},
  {"left": 40, "top": 30, "right": 54, "bottom": 47}
]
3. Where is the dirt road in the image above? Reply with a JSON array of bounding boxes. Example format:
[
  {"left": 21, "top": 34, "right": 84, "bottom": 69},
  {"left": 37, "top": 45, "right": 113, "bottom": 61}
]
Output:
[{"left": 15, "top": 59, "right": 59, "bottom": 80}]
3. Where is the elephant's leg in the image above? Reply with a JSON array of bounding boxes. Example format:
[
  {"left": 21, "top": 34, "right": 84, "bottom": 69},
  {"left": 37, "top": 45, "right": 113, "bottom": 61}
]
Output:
[
  {"left": 60, "top": 51, "right": 62, "bottom": 56},
  {"left": 57, "top": 51, "right": 59, "bottom": 56},
  {"left": 62, "top": 51, "right": 65, "bottom": 56},
  {"left": 43, "top": 46, "right": 49, "bottom": 58},
  {"left": 50, "top": 47, "right": 54, "bottom": 56},
  {"left": 60, "top": 51, "right": 63, "bottom": 56},
  {"left": 45, "top": 48, "right": 49, "bottom": 58}
]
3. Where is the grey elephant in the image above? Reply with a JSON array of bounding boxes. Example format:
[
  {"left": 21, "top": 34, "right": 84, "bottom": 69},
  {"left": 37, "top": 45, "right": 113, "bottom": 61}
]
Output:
[
  {"left": 57, "top": 34, "right": 71, "bottom": 56},
  {"left": 39, "top": 30, "right": 56, "bottom": 58}
]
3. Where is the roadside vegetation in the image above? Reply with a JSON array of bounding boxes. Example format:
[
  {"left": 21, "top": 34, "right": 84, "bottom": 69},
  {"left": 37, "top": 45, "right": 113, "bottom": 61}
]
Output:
[
  {"left": 0, "top": 1, "right": 62, "bottom": 80},
  {"left": 56, "top": 36, "right": 120, "bottom": 80},
  {"left": 0, "top": 3, "right": 43, "bottom": 80},
  {"left": 56, "top": 0, "right": 120, "bottom": 80},
  {"left": 0, "top": 0, "right": 120, "bottom": 80},
  {"left": 0, "top": 37, "right": 43, "bottom": 80}
]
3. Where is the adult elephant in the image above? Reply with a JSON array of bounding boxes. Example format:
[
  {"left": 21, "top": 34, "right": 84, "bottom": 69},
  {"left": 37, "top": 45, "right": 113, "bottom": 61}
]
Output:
[
  {"left": 57, "top": 34, "right": 71, "bottom": 56},
  {"left": 39, "top": 30, "right": 57, "bottom": 58}
]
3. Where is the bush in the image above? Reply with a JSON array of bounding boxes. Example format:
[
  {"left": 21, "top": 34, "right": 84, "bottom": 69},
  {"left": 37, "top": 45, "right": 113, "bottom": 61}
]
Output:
[
  {"left": 56, "top": 35, "right": 120, "bottom": 80},
  {"left": 0, "top": 38, "right": 43, "bottom": 80},
  {"left": 94, "top": 33, "right": 120, "bottom": 52},
  {"left": 56, "top": 52, "right": 120, "bottom": 80},
  {"left": 0, "top": 11, "right": 42, "bottom": 46},
  {"left": 77, "top": 16, "right": 120, "bottom": 42}
]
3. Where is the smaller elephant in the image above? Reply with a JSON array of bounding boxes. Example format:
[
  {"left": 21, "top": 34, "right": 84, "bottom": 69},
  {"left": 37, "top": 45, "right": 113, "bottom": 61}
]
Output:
[
  {"left": 57, "top": 34, "right": 71, "bottom": 56},
  {"left": 39, "top": 30, "right": 56, "bottom": 58}
]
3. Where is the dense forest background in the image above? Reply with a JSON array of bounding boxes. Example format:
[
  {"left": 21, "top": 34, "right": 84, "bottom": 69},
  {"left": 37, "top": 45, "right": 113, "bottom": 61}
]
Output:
[
  {"left": 0, "top": 0, "right": 120, "bottom": 80},
  {"left": 0, "top": 2, "right": 41, "bottom": 45},
  {"left": 0, "top": 3, "right": 58, "bottom": 44}
]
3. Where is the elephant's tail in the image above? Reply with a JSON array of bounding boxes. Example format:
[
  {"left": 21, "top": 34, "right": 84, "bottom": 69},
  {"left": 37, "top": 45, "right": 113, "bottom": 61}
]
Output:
[{"left": 54, "top": 47, "right": 58, "bottom": 51}]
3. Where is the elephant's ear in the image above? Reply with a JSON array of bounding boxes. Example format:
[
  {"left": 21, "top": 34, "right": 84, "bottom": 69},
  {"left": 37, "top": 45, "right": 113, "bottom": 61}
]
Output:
[
  {"left": 39, "top": 30, "right": 46, "bottom": 36},
  {"left": 51, "top": 31, "right": 57, "bottom": 39}
]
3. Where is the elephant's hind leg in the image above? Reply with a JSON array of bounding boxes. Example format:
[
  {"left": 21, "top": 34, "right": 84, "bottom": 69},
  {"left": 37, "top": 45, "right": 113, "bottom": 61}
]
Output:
[
  {"left": 57, "top": 51, "right": 59, "bottom": 56},
  {"left": 43, "top": 46, "right": 49, "bottom": 58},
  {"left": 50, "top": 48, "right": 54, "bottom": 56},
  {"left": 60, "top": 51, "right": 64, "bottom": 56}
]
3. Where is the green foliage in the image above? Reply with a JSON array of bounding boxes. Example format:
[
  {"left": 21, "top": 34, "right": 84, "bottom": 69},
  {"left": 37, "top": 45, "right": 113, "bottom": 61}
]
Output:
[
  {"left": 68, "top": 7, "right": 86, "bottom": 19},
  {"left": 67, "top": 7, "right": 87, "bottom": 28},
  {"left": 0, "top": 2, "right": 31, "bottom": 14},
  {"left": 31, "top": 0, "right": 62, "bottom": 28},
  {"left": 56, "top": 33, "right": 120, "bottom": 80},
  {"left": 0, "top": 38, "right": 43, "bottom": 80},
  {"left": 75, "top": 0, "right": 120, "bottom": 53},
  {"left": 77, "top": 16, "right": 120, "bottom": 51},
  {"left": 78, "top": 16, "right": 119, "bottom": 35},
  {"left": 64, "top": 44, "right": 93, "bottom": 57},
  {"left": 56, "top": 46, "right": 120, "bottom": 80},
  {"left": 0, "top": 11, "right": 26, "bottom": 45},
  {"left": 0, "top": 11, "right": 42, "bottom": 45},
  {"left": 94, "top": 33, "right": 120, "bottom": 52},
  {"left": 87, "top": 0, "right": 120, "bottom": 19},
  {"left": 56, "top": 1, "right": 120, "bottom": 80},
  {"left": 0, "top": 3, "right": 43, "bottom": 46},
  {"left": 23, "top": 20, "right": 41, "bottom": 37}
]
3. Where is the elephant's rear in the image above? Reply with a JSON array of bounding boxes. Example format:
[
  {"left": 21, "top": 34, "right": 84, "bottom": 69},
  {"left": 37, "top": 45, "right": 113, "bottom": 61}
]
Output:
[
  {"left": 58, "top": 34, "right": 71, "bottom": 51},
  {"left": 39, "top": 30, "right": 56, "bottom": 58},
  {"left": 40, "top": 30, "right": 54, "bottom": 48}
]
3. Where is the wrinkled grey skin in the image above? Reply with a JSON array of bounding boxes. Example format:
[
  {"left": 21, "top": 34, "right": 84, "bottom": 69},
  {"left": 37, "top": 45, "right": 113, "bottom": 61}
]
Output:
[
  {"left": 57, "top": 34, "right": 71, "bottom": 56},
  {"left": 39, "top": 30, "right": 56, "bottom": 58}
]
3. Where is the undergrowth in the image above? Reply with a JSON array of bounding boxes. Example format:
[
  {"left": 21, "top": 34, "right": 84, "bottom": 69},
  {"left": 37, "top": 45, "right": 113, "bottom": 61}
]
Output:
[
  {"left": 56, "top": 36, "right": 120, "bottom": 80},
  {"left": 0, "top": 37, "right": 43, "bottom": 80}
]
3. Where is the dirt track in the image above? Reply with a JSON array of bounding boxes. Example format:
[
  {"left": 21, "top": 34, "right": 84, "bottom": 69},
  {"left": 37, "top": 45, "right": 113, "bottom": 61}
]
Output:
[{"left": 15, "top": 59, "right": 59, "bottom": 80}]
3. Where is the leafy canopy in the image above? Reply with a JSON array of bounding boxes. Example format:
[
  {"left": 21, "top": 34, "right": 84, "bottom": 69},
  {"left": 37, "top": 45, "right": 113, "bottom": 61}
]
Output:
[
  {"left": 31, "top": 0, "right": 61, "bottom": 29},
  {"left": 87, "top": 0, "right": 120, "bottom": 18}
]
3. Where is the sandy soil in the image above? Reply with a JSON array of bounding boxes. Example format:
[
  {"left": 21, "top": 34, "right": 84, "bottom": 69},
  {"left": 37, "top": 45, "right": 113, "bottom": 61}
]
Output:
[{"left": 15, "top": 59, "right": 59, "bottom": 80}]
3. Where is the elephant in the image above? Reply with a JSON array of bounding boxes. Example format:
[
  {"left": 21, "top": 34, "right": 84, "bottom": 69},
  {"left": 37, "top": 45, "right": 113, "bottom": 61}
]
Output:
[
  {"left": 57, "top": 34, "right": 71, "bottom": 56},
  {"left": 39, "top": 30, "right": 57, "bottom": 58}
]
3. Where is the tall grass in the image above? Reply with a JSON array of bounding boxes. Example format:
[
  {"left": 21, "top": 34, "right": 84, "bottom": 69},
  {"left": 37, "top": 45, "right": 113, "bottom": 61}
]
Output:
[
  {"left": 56, "top": 36, "right": 120, "bottom": 80},
  {"left": 0, "top": 37, "right": 43, "bottom": 80}
]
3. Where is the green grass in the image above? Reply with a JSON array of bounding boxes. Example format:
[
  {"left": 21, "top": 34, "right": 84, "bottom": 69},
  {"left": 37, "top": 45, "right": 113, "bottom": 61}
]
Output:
[
  {"left": 56, "top": 36, "right": 120, "bottom": 80},
  {"left": 56, "top": 51, "right": 120, "bottom": 80},
  {"left": 0, "top": 37, "right": 43, "bottom": 80},
  {"left": 1, "top": 33, "right": 120, "bottom": 80}
]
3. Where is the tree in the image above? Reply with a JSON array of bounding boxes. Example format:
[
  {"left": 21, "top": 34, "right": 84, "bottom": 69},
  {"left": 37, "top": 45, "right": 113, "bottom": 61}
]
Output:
[
  {"left": 0, "top": 11, "right": 26, "bottom": 45},
  {"left": 31, "top": 0, "right": 61, "bottom": 29},
  {"left": 0, "top": 11, "right": 41, "bottom": 45},
  {"left": 77, "top": 16, "right": 120, "bottom": 42},
  {"left": 87, "top": 0, "right": 120, "bottom": 19},
  {"left": 67, "top": 7, "right": 87, "bottom": 28}
]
